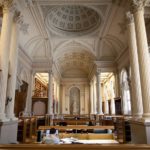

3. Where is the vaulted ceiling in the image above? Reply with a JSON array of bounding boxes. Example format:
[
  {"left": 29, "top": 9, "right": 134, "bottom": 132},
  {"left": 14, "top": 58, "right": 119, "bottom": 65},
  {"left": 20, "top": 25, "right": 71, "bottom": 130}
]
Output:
[{"left": 16, "top": 0, "right": 150, "bottom": 78}]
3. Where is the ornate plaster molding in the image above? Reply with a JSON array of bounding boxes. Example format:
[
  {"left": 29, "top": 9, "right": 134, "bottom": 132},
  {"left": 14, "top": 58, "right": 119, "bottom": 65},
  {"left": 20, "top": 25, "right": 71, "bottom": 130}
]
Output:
[
  {"left": 94, "top": 60, "right": 117, "bottom": 72},
  {"left": 126, "top": 11, "right": 134, "bottom": 24},
  {"left": 131, "top": 0, "right": 147, "bottom": 13},
  {"left": 13, "top": 10, "right": 23, "bottom": 25},
  {"left": 0, "top": 0, "right": 17, "bottom": 14},
  {"left": 20, "top": 23, "right": 29, "bottom": 34}
]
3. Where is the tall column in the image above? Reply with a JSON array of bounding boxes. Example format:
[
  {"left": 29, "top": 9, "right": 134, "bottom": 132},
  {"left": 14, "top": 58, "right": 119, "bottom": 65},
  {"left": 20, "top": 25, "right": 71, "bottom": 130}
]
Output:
[
  {"left": 90, "top": 82, "right": 94, "bottom": 114},
  {"left": 80, "top": 89, "right": 85, "bottom": 115},
  {"left": 62, "top": 84, "right": 66, "bottom": 114},
  {"left": 104, "top": 87, "right": 109, "bottom": 114},
  {"left": 132, "top": 0, "right": 150, "bottom": 118},
  {"left": 110, "top": 86, "right": 116, "bottom": 115},
  {"left": 104, "top": 100, "right": 109, "bottom": 114},
  {"left": 48, "top": 71, "right": 53, "bottom": 114},
  {"left": 57, "top": 83, "right": 60, "bottom": 114},
  {"left": 84, "top": 84, "right": 89, "bottom": 114},
  {"left": 0, "top": 0, "right": 14, "bottom": 121},
  {"left": 96, "top": 70, "right": 103, "bottom": 114},
  {"left": 93, "top": 79, "right": 97, "bottom": 114},
  {"left": 126, "top": 11, "right": 143, "bottom": 117},
  {"left": 5, "top": 11, "right": 22, "bottom": 119},
  {"left": 54, "top": 81, "right": 57, "bottom": 114},
  {"left": 114, "top": 71, "right": 120, "bottom": 97}
]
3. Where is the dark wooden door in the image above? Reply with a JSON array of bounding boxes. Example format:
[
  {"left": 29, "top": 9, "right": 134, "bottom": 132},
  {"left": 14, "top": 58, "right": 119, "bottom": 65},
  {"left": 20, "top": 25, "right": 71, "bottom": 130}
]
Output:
[
  {"left": 115, "top": 98, "right": 122, "bottom": 115},
  {"left": 14, "top": 81, "right": 28, "bottom": 117}
]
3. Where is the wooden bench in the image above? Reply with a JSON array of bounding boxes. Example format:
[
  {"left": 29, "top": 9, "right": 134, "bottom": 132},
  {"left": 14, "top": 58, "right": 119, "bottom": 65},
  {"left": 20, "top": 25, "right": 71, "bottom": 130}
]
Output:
[
  {"left": 38, "top": 125, "right": 114, "bottom": 130},
  {"left": 59, "top": 133, "right": 114, "bottom": 140},
  {"left": 0, "top": 144, "right": 150, "bottom": 150},
  {"left": 17, "top": 117, "right": 37, "bottom": 143},
  {"left": 53, "top": 119, "right": 98, "bottom": 125}
]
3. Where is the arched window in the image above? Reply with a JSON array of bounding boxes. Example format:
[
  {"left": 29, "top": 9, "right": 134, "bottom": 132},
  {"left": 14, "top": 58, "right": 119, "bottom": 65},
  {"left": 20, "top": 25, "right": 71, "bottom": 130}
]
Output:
[{"left": 120, "top": 69, "right": 131, "bottom": 115}]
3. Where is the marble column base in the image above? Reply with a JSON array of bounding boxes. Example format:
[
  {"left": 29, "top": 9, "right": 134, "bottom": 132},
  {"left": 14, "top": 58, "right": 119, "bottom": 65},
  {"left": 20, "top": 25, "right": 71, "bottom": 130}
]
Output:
[
  {"left": 130, "top": 119, "right": 150, "bottom": 144},
  {"left": 0, "top": 113, "right": 9, "bottom": 122},
  {"left": 0, "top": 120, "right": 18, "bottom": 144}
]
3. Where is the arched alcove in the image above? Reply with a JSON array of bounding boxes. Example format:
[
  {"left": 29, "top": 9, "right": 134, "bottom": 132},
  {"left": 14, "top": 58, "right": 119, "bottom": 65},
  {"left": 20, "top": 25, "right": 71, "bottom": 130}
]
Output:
[
  {"left": 70, "top": 87, "right": 80, "bottom": 115},
  {"left": 120, "top": 69, "right": 131, "bottom": 115}
]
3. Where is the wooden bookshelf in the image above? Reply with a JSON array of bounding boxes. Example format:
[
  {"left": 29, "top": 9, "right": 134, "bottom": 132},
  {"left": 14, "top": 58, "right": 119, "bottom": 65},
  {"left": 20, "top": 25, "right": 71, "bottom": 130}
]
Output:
[{"left": 33, "top": 78, "right": 48, "bottom": 98}]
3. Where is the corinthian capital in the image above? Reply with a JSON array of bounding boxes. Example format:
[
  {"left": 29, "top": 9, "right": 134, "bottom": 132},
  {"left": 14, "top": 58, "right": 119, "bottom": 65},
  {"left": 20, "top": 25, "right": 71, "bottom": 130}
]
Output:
[
  {"left": 96, "top": 68, "right": 101, "bottom": 76},
  {"left": 126, "top": 11, "right": 134, "bottom": 24},
  {"left": 0, "top": 0, "right": 16, "bottom": 14},
  {"left": 131, "top": 0, "right": 147, "bottom": 13}
]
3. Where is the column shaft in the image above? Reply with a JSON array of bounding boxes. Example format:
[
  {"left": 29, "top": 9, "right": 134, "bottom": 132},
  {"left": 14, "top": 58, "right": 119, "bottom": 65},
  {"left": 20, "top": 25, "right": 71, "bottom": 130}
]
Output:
[
  {"left": 57, "top": 83, "right": 60, "bottom": 114},
  {"left": 0, "top": 3, "right": 13, "bottom": 120},
  {"left": 5, "top": 11, "right": 22, "bottom": 119},
  {"left": 132, "top": 1, "right": 150, "bottom": 118},
  {"left": 48, "top": 72, "right": 53, "bottom": 114},
  {"left": 90, "top": 82, "right": 93, "bottom": 114},
  {"left": 93, "top": 80, "right": 97, "bottom": 114},
  {"left": 126, "top": 12, "right": 143, "bottom": 117},
  {"left": 96, "top": 72, "right": 103, "bottom": 114},
  {"left": 104, "top": 100, "right": 109, "bottom": 114},
  {"left": 110, "top": 90, "right": 116, "bottom": 115},
  {"left": 62, "top": 85, "right": 66, "bottom": 114},
  {"left": 114, "top": 72, "right": 120, "bottom": 97}
]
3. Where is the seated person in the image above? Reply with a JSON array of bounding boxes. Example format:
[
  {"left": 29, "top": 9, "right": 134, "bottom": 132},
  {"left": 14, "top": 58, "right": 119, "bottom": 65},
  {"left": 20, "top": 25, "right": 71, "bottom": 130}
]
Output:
[
  {"left": 87, "top": 121, "right": 94, "bottom": 133},
  {"left": 42, "top": 128, "right": 60, "bottom": 144},
  {"left": 59, "top": 121, "right": 67, "bottom": 126}
]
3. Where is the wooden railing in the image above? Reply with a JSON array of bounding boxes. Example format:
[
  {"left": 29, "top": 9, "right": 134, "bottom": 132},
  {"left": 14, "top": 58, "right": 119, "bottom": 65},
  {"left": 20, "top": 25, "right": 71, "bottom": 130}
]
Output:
[
  {"left": 17, "top": 117, "right": 37, "bottom": 143},
  {"left": 0, "top": 144, "right": 150, "bottom": 150}
]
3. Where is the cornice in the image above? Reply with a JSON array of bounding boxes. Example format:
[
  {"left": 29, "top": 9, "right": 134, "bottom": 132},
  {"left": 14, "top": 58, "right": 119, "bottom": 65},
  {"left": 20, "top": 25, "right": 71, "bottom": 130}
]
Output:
[
  {"left": 32, "top": 61, "right": 52, "bottom": 72},
  {"left": 95, "top": 60, "right": 116, "bottom": 67},
  {"left": 94, "top": 60, "right": 117, "bottom": 72},
  {"left": 61, "top": 77, "right": 89, "bottom": 83},
  {"left": 35, "top": 0, "right": 112, "bottom": 5}
]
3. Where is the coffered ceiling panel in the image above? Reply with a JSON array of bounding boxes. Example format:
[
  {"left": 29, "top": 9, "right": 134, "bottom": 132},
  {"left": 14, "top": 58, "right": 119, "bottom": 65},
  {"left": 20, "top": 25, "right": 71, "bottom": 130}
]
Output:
[
  {"left": 55, "top": 50, "right": 95, "bottom": 77},
  {"left": 45, "top": 5, "right": 101, "bottom": 35}
]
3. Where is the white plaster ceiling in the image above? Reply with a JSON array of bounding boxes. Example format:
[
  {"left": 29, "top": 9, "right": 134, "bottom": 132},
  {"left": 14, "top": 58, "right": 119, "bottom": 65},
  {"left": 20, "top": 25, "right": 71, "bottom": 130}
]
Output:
[
  {"left": 15, "top": 0, "right": 150, "bottom": 77},
  {"left": 45, "top": 5, "right": 100, "bottom": 36},
  {"left": 55, "top": 50, "right": 95, "bottom": 78}
]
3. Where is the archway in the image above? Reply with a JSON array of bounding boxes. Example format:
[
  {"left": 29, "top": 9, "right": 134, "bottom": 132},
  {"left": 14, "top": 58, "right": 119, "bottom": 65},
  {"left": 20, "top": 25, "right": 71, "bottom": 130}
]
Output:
[{"left": 70, "top": 87, "right": 80, "bottom": 115}]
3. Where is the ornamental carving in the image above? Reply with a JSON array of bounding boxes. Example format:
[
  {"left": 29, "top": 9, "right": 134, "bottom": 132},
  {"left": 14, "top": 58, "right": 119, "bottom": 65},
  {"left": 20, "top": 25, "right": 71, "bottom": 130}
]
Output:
[
  {"left": 0, "top": 0, "right": 16, "bottom": 14},
  {"left": 131, "top": 0, "right": 147, "bottom": 13},
  {"left": 126, "top": 11, "right": 134, "bottom": 24},
  {"left": 45, "top": 5, "right": 101, "bottom": 35},
  {"left": 14, "top": 10, "right": 23, "bottom": 25}
]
